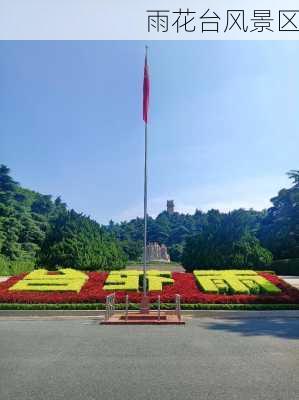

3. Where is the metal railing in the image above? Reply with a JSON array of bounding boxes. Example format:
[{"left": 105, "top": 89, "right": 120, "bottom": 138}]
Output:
[
  {"left": 105, "top": 293, "right": 115, "bottom": 321},
  {"left": 175, "top": 294, "right": 181, "bottom": 321},
  {"left": 157, "top": 295, "right": 161, "bottom": 321},
  {"left": 125, "top": 294, "right": 129, "bottom": 322}
]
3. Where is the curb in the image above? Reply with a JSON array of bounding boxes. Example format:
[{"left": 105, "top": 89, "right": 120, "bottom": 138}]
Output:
[
  {"left": 0, "top": 309, "right": 298, "bottom": 320},
  {"left": 0, "top": 310, "right": 105, "bottom": 318},
  {"left": 182, "top": 310, "right": 299, "bottom": 319}
]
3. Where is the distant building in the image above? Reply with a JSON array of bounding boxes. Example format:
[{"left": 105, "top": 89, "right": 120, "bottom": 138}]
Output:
[{"left": 167, "top": 200, "right": 174, "bottom": 214}]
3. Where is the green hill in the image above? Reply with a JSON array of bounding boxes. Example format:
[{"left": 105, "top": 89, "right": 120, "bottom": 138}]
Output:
[
  {"left": 105, "top": 171, "right": 299, "bottom": 273},
  {"left": 1, "top": 164, "right": 298, "bottom": 275},
  {"left": 0, "top": 165, "right": 125, "bottom": 274}
]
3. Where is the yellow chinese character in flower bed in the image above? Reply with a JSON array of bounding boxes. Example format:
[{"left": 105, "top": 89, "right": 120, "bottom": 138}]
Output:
[
  {"left": 193, "top": 270, "right": 281, "bottom": 295},
  {"left": 146, "top": 270, "right": 174, "bottom": 291},
  {"left": 103, "top": 270, "right": 174, "bottom": 291},
  {"left": 9, "top": 268, "right": 88, "bottom": 293},
  {"left": 103, "top": 270, "right": 142, "bottom": 291}
]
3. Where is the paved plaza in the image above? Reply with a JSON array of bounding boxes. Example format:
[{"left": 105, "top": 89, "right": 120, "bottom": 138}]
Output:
[{"left": 0, "top": 317, "right": 298, "bottom": 400}]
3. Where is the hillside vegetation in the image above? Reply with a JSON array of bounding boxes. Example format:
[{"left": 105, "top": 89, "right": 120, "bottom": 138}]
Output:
[
  {"left": 0, "top": 165, "right": 125, "bottom": 274},
  {"left": 106, "top": 170, "right": 299, "bottom": 272},
  {"left": 1, "top": 164, "right": 298, "bottom": 275}
]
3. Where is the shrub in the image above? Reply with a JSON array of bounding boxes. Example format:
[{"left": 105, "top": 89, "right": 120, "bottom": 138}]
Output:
[
  {"left": 103, "top": 270, "right": 174, "bottom": 291},
  {"left": 182, "top": 219, "right": 273, "bottom": 272},
  {"left": 193, "top": 270, "right": 281, "bottom": 295},
  {"left": 0, "top": 271, "right": 297, "bottom": 304},
  {"left": 8, "top": 268, "right": 88, "bottom": 293},
  {"left": 271, "top": 258, "right": 299, "bottom": 275},
  {"left": 0, "top": 256, "right": 35, "bottom": 276}
]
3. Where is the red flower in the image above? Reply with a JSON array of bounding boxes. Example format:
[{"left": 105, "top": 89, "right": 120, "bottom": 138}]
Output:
[{"left": 0, "top": 271, "right": 298, "bottom": 304}]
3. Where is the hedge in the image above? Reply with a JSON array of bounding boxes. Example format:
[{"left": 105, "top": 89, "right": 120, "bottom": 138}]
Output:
[
  {"left": 1, "top": 271, "right": 298, "bottom": 304},
  {"left": 193, "top": 270, "right": 281, "bottom": 295},
  {"left": 271, "top": 259, "right": 299, "bottom": 276},
  {"left": 9, "top": 268, "right": 88, "bottom": 293},
  {"left": 0, "top": 303, "right": 299, "bottom": 311}
]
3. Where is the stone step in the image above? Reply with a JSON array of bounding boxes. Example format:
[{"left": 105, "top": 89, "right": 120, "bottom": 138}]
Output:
[
  {"left": 101, "top": 320, "right": 185, "bottom": 325},
  {"left": 120, "top": 313, "right": 167, "bottom": 321},
  {"left": 101, "top": 312, "right": 185, "bottom": 325}
]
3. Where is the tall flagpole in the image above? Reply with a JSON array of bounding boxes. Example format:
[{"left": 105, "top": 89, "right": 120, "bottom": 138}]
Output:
[{"left": 143, "top": 45, "right": 148, "bottom": 297}]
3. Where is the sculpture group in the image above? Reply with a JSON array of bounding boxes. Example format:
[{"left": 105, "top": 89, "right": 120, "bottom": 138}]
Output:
[{"left": 145, "top": 242, "right": 170, "bottom": 263}]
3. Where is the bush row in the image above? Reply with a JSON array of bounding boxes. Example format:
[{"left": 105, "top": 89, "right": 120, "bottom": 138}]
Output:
[
  {"left": 0, "top": 257, "right": 35, "bottom": 276},
  {"left": 0, "top": 303, "right": 299, "bottom": 311},
  {"left": 271, "top": 258, "right": 299, "bottom": 276},
  {"left": 1, "top": 271, "right": 298, "bottom": 304}
]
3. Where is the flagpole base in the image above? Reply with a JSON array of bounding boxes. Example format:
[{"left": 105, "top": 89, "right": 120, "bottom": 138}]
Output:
[{"left": 140, "top": 295, "right": 150, "bottom": 314}]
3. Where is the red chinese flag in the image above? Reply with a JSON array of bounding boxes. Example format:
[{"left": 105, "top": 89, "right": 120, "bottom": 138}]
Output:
[{"left": 143, "top": 54, "right": 150, "bottom": 123}]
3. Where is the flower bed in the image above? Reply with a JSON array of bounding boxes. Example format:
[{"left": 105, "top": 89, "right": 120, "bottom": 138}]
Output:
[{"left": 0, "top": 271, "right": 298, "bottom": 304}]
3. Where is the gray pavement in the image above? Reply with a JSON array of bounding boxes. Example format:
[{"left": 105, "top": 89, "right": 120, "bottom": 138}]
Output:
[
  {"left": 279, "top": 276, "right": 299, "bottom": 289},
  {"left": 0, "top": 318, "right": 298, "bottom": 400}
]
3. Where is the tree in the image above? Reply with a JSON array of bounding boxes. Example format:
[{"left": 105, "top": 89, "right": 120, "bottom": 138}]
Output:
[
  {"left": 168, "top": 244, "right": 184, "bottom": 262},
  {"left": 2, "top": 164, "right": 296, "bottom": 273},
  {"left": 31, "top": 195, "right": 53, "bottom": 215},
  {"left": 0, "top": 215, "right": 22, "bottom": 260},
  {"left": 259, "top": 170, "right": 299, "bottom": 259},
  {"left": 0, "top": 165, "right": 18, "bottom": 192},
  {"left": 182, "top": 211, "right": 272, "bottom": 271},
  {"left": 119, "top": 239, "right": 143, "bottom": 261},
  {"left": 39, "top": 210, "right": 126, "bottom": 270},
  {"left": 230, "top": 233, "right": 273, "bottom": 267},
  {"left": 0, "top": 165, "right": 126, "bottom": 271},
  {"left": 287, "top": 170, "right": 299, "bottom": 184},
  {"left": 105, "top": 205, "right": 264, "bottom": 262}
]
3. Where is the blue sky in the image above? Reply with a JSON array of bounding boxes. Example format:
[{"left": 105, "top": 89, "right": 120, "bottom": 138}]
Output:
[{"left": 1, "top": 41, "right": 298, "bottom": 224}]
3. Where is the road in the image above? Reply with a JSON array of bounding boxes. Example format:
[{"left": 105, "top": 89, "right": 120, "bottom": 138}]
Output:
[{"left": 0, "top": 317, "right": 298, "bottom": 400}]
